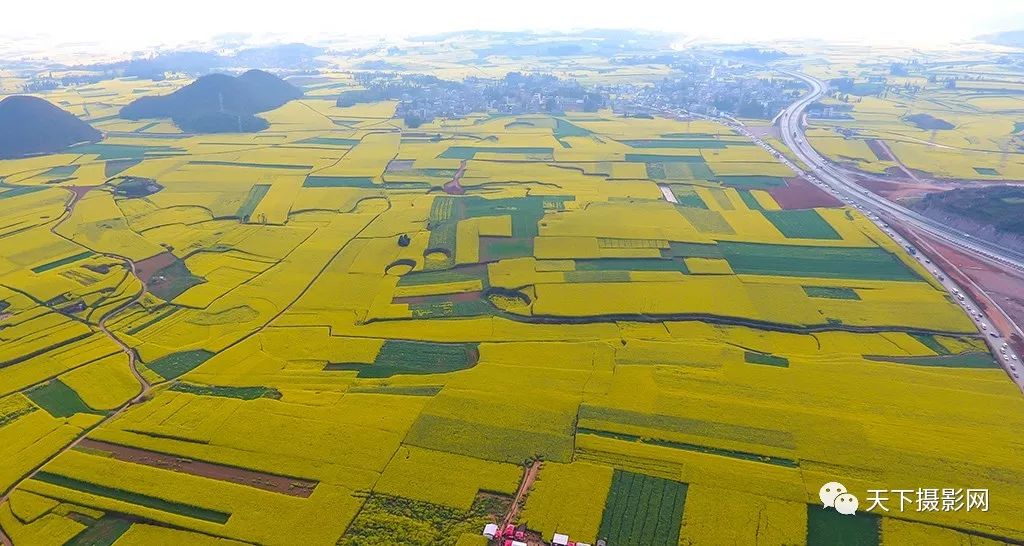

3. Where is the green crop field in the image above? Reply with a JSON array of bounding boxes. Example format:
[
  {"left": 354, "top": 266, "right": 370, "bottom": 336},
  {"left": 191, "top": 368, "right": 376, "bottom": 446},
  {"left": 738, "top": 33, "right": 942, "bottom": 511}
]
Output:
[
  {"left": 764, "top": 210, "right": 842, "bottom": 239},
  {"left": 236, "top": 183, "right": 272, "bottom": 219},
  {"left": 25, "top": 380, "right": 97, "bottom": 417},
  {"left": 326, "top": 341, "right": 480, "bottom": 377},
  {"left": 803, "top": 286, "right": 861, "bottom": 300},
  {"left": 718, "top": 242, "right": 921, "bottom": 280},
  {"left": 147, "top": 350, "right": 216, "bottom": 380},
  {"left": 597, "top": 470, "right": 688, "bottom": 546}
]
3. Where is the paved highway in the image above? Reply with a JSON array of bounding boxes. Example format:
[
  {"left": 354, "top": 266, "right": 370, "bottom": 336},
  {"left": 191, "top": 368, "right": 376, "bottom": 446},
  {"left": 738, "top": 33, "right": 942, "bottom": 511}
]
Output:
[
  {"left": 762, "top": 71, "right": 1022, "bottom": 388},
  {"left": 777, "top": 72, "right": 1024, "bottom": 271},
  {"left": 683, "top": 73, "right": 1024, "bottom": 388}
]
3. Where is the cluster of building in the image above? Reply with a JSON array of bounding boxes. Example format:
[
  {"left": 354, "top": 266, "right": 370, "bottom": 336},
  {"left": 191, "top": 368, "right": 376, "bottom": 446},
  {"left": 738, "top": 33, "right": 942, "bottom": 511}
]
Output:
[
  {"left": 482, "top": 523, "right": 599, "bottom": 546},
  {"left": 21, "top": 73, "right": 107, "bottom": 93},
  {"left": 342, "top": 58, "right": 801, "bottom": 126},
  {"left": 341, "top": 72, "right": 605, "bottom": 127},
  {"left": 613, "top": 64, "right": 802, "bottom": 119}
]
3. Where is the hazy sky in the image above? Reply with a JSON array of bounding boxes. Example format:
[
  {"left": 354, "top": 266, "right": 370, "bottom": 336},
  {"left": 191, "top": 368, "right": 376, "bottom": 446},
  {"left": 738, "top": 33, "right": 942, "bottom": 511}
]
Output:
[{"left": 6, "top": 0, "right": 1024, "bottom": 50}]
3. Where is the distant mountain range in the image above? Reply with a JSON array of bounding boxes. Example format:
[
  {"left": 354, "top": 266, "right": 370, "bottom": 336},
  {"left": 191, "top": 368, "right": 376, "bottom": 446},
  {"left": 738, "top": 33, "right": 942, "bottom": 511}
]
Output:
[
  {"left": 120, "top": 70, "right": 302, "bottom": 133},
  {"left": 82, "top": 43, "right": 326, "bottom": 79},
  {"left": 0, "top": 96, "right": 101, "bottom": 160},
  {"left": 977, "top": 30, "right": 1024, "bottom": 47},
  {"left": 407, "top": 29, "right": 677, "bottom": 59}
]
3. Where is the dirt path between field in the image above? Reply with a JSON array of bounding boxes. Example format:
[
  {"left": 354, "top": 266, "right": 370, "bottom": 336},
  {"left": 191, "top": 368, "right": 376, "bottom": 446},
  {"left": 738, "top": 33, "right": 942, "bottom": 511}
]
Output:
[
  {"left": 77, "top": 438, "right": 317, "bottom": 497},
  {"left": 870, "top": 139, "right": 924, "bottom": 183},
  {"left": 0, "top": 187, "right": 155, "bottom": 543},
  {"left": 49, "top": 186, "right": 153, "bottom": 400},
  {"left": 502, "top": 460, "right": 542, "bottom": 529}
]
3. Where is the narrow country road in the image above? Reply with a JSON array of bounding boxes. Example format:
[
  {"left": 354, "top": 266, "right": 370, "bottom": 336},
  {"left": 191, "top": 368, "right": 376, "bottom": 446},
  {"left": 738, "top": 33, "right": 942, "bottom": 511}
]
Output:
[
  {"left": 501, "top": 460, "right": 542, "bottom": 530},
  {"left": 0, "top": 187, "right": 154, "bottom": 544},
  {"left": 96, "top": 256, "right": 152, "bottom": 401}
]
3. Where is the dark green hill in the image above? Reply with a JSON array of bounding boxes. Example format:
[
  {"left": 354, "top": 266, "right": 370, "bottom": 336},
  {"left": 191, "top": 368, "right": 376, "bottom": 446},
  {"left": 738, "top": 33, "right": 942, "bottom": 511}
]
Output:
[
  {"left": 119, "top": 70, "right": 302, "bottom": 133},
  {"left": 916, "top": 186, "right": 1024, "bottom": 235},
  {"left": 0, "top": 96, "right": 101, "bottom": 159}
]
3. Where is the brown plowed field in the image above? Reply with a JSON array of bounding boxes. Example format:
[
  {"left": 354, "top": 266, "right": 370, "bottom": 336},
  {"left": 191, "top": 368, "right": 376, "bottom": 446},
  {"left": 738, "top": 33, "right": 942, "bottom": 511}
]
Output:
[
  {"left": 767, "top": 177, "right": 843, "bottom": 209},
  {"left": 133, "top": 251, "right": 178, "bottom": 283},
  {"left": 77, "top": 438, "right": 318, "bottom": 497}
]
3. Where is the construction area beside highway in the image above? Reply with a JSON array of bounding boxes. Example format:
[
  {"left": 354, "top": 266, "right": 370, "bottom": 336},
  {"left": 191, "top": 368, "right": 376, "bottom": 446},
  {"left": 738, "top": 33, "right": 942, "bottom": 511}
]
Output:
[{"left": 771, "top": 71, "right": 1024, "bottom": 390}]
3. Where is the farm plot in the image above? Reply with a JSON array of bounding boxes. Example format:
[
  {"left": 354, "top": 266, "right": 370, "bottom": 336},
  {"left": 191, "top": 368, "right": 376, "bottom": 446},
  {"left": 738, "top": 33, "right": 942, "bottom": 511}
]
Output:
[
  {"left": 520, "top": 462, "right": 614, "bottom": 543},
  {"left": 325, "top": 340, "right": 480, "bottom": 377},
  {"left": 3, "top": 87, "right": 1024, "bottom": 546},
  {"left": 404, "top": 388, "right": 578, "bottom": 465},
  {"left": 718, "top": 242, "right": 921, "bottom": 281},
  {"left": 596, "top": 470, "right": 688, "bottom": 546},
  {"left": 340, "top": 494, "right": 510, "bottom": 546}
]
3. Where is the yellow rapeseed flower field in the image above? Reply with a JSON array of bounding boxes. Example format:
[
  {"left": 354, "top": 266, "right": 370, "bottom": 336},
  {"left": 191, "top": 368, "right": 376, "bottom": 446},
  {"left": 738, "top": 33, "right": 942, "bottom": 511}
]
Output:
[{"left": 0, "top": 71, "right": 1021, "bottom": 546}]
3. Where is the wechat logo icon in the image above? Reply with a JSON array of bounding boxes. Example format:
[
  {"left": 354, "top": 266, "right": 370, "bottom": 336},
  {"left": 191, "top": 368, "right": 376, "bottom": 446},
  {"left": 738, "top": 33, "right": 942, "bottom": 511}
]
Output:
[{"left": 820, "top": 482, "right": 859, "bottom": 515}]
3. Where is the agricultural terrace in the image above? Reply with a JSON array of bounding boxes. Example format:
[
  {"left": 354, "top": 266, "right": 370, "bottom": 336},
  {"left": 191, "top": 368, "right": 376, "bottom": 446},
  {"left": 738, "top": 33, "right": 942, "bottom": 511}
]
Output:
[{"left": 0, "top": 74, "right": 1023, "bottom": 546}]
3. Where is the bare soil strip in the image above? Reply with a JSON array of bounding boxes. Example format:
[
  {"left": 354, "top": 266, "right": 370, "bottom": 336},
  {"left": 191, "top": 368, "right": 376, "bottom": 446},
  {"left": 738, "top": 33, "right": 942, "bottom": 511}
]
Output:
[
  {"left": 857, "top": 176, "right": 948, "bottom": 201},
  {"left": 443, "top": 160, "right": 468, "bottom": 195},
  {"left": 77, "top": 438, "right": 318, "bottom": 497}
]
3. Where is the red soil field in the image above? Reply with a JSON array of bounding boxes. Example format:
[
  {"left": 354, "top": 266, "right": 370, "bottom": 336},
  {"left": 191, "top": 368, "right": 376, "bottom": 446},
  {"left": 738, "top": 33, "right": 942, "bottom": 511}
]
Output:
[
  {"left": 858, "top": 177, "right": 947, "bottom": 201},
  {"left": 766, "top": 177, "right": 843, "bottom": 209},
  {"left": 443, "top": 160, "right": 468, "bottom": 195},
  {"left": 899, "top": 226, "right": 1024, "bottom": 360},
  {"left": 133, "top": 251, "right": 177, "bottom": 283}
]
